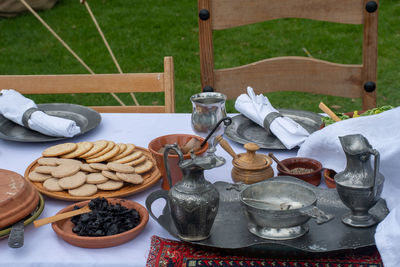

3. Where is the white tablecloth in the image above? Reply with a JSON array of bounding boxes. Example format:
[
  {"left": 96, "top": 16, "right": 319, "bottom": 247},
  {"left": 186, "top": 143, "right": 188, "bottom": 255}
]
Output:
[{"left": 0, "top": 113, "right": 297, "bottom": 266}]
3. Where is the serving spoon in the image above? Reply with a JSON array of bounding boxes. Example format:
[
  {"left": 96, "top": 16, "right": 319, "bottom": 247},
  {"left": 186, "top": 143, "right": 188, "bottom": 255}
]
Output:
[{"left": 33, "top": 205, "right": 91, "bottom": 228}]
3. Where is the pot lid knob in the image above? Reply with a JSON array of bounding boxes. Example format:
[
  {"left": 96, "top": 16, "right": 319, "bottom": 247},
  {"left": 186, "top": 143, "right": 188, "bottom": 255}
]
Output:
[{"left": 236, "top": 143, "right": 268, "bottom": 168}]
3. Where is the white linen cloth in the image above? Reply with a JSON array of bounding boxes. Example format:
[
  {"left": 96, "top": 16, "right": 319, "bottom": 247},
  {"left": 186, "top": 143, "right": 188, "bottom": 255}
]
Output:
[
  {"left": 0, "top": 89, "right": 81, "bottom": 137},
  {"left": 297, "top": 107, "right": 400, "bottom": 267},
  {"left": 234, "top": 86, "right": 310, "bottom": 149}
]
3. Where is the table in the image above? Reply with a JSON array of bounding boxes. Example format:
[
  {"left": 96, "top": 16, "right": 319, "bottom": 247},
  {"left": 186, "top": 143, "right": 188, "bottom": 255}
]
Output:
[{"left": 0, "top": 113, "right": 299, "bottom": 266}]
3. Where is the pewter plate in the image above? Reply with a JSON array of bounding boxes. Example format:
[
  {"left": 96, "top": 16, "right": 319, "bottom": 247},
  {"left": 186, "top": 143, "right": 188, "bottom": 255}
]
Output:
[
  {"left": 147, "top": 176, "right": 388, "bottom": 255},
  {"left": 224, "top": 109, "right": 322, "bottom": 150},
  {"left": 0, "top": 103, "right": 101, "bottom": 142}
]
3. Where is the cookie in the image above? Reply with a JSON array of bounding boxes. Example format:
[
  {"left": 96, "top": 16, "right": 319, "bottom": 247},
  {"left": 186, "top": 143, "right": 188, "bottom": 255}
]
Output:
[
  {"left": 37, "top": 157, "right": 59, "bottom": 166},
  {"left": 86, "top": 173, "right": 109, "bottom": 184},
  {"left": 42, "top": 143, "right": 77, "bottom": 157},
  {"left": 58, "top": 172, "right": 87, "bottom": 189},
  {"left": 101, "top": 170, "right": 120, "bottom": 181},
  {"left": 68, "top": 184, "right": 98, "bottom": 197},
  {"left": 80, "top": 163, "right": 100, "bottom": 173},
  {"left": 124, "top": 155, "right": 146, "bottom": 166},
  {"left": 28, "top": 171, "right": 52, "bottom": 182},
  {"left": 34, "top": 165, "right": 57, "bottom": 174},
  {"left": 106, "top": 162, "right": 134, "bottom": 173},
  {"left": 85, "top": 144, "right": 120, "bottom": 163},
  {"left": 114, "top": 151, "right": 143, "bottom": 164},
  {"left": 79, "top": 140, "right": 108, "bottom": 158},
  {"left": 61, "top": 142, "right": 94, "bottom": 159},
  {"left": 43, "top": 178, "right": 63, "bottom": 192},
  {"left": 51, "top": 163, "right": 81, "bottom": 178},
  {"left": 89, "top": 163, "right": 108, "bottom": 171},
  {"left": 96, "top": 180, "right": 124, "bottom": 191},
  {"left": 109, "top": 144, "right": 136, "bottom": 161},
  {"left": 134, "top": 160, "right": 154, "bottom": 174},
  {"left": 116, "top": 172, "right": 143, "bottom": 184},
  {"left": 86, "top": 141, "right": 115, "bottom": 159}
]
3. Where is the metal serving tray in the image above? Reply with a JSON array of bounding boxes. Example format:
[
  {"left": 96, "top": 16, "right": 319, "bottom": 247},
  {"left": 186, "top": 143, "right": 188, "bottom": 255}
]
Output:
[
  {"left": 146, "top": 176, "right": 388, "bottom": 254},
  {"left": 224, "top": 109, "right": 322, "bottom": 150}
]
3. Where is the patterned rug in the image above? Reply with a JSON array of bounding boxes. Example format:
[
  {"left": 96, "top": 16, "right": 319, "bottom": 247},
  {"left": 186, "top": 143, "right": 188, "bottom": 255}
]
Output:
[{"left": 146, "top": 235, "right": 383, "bottom": 267}]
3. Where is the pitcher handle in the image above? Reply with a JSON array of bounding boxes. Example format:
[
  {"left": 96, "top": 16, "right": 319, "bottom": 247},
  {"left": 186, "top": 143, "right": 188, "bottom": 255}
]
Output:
[
  {"left": 370, "top": 148, "right": 380, "bottom": 198},
  {"left": 145, "top": 190, "right": 170, "bottom": 224},
  {"left": 163, "top": 144, "right": 184, "bottom": 189}
]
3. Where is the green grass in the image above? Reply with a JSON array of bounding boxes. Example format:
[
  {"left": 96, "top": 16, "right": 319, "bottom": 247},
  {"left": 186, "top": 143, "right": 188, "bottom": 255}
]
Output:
[{"left": 0, "top": 0, "right": 399, "bottom": 113}]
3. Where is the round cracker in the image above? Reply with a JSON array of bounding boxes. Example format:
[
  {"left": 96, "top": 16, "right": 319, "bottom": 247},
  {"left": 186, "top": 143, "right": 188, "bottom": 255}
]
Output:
[
  {"left": 134, "top": 160, "right": 154, "bottom": 174},
  {"left": 124, "top": 155, "right": 146, "bottom": 166},
  {"left": 101, "top": 170, "right": 121, "bottom": 181},
  {"left": 28, "top": 171, "right": 52, "bottom": 182},
  {"left": 116, "top": 172, "right": 143, "bottom": 184},
  {"left": 42, "top": 143, "right": 77, "bottom": 157},
  {"left": 106, "top": 162, "right": 134, "bottom": 173},
  {"left": 86, "top": 145, "right": 120, "bottom": 163},
  {"left": 58, "top": 172, "right": 87, "bottom": 189},
  {"left": 109, "top": 144, "right": 136, "bottom": 161},
  {"left": 68, "top": 184, "right": 98, "bottom": 197},
  {"left": 117, "top": 143, "right": 127, "bottom": 154},
  {"left": 79, "top": 140, "right": 108, "bottom": 158},
  {"left": 43, "top": 178, "right": 64, "bottom": 192},
  {"left": 34, "top": 165, "right": 57, "bottom": 174},
  {"left": 86, "top": 141, "right": 115, "bottom": 159},
  {"left": 51, "top": 163, "right": 81, "bottom": 178},
  {"left": 86, "top": 173, "right": 109, "bottom": 184},
  {"left": 56, "top": 158, "right": 83, "bottom": 166},
  {"left": 114, "top": 151, "right": 143, "bottom": 164},
  {"left": 96, "top": 180, "right": 124, "bottom": 191},
  {"left": 89, "top": 163, "right": 108, "bottom": 171},
  {"left": 80, "top": 163, "right": 100, "bottom": 173},
  {"left": 61, "top": 142, "right": 94, "bottom": 159},
  {"left": 37, "top": 157, "right": 59, "bottom": 166}
]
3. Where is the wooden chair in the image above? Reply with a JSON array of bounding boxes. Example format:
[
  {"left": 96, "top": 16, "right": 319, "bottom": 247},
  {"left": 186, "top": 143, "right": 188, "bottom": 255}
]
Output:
[
  {"left": 198, "top": 0, "right": 378, "bottom": 110},
  {"left": 0, "top": 56, "right": 175, "bottom": 113}
]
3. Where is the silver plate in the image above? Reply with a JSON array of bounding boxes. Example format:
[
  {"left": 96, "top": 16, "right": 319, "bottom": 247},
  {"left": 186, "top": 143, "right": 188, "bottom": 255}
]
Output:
[
  {"left": 147, "top": 176, "right": 389, "bottom": 255},
  {"left": 0, "top": 103, "right": 101, "bottom": 142},
  {"left": 224, "top": 109, "right": 322, "bottom": 150}
]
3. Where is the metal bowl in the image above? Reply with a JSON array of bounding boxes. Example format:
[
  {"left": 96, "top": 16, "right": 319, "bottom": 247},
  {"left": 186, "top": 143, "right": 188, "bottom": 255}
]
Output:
[{"left": 240, "top": 179, "right": 332, "bottom": 240}]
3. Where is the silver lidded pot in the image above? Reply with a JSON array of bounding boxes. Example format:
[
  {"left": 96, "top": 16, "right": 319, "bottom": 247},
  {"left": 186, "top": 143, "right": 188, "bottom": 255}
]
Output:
[{"left": 335, "top": 134, "right": 385, "bottom": 227}]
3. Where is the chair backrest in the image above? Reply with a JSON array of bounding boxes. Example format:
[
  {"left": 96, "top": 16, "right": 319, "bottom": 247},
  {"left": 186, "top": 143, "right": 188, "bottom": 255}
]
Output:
[
  {"left": 0, "top": 56, "right": 175, "bottom": 113},
  {"left": 198, "top": 0, "right": 378, "bottom": 110}
]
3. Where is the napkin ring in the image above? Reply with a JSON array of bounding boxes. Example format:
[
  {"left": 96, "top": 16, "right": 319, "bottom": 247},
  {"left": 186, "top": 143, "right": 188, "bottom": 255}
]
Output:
[
  {"left": 22, "top": 107, "right": 40, "bottom": 128},
  {"left": 263, "top": 112, "right": 283, "bottom": 136}
]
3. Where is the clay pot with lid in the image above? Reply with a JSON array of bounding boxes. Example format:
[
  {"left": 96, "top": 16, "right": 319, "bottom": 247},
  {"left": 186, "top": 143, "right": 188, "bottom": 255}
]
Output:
[{"left": 216, "top": 136, "right": 274, "bottom": 184}]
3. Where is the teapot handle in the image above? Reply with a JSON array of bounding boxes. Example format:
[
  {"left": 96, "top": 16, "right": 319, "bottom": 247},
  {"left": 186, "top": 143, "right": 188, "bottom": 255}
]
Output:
[
  {"left": 370, "top": 148, "right": 380, "bottom": 197},
  {"left": 163, "top": 144, "right": 184, "bottom": 188}
]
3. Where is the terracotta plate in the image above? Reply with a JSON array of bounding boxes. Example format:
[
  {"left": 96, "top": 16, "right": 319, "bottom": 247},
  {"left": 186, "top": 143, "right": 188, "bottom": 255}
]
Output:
[
  {"left": 51, "top": 198, "right": 149, "bottom": 248},
  {"left": 0, "top": 193, "right": 45, "bottom": 239},
  {"left": 24, "top": 146, "right": 161, "bottom": 201}
]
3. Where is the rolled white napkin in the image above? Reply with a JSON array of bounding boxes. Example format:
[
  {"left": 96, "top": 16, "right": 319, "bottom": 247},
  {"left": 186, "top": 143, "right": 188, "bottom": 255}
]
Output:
[
  {"left": 297, "top": 107, "right": 400, "bottom": 267},
  {"left": 0, "top": 89, "right": 81, "bottom": 137},
  {"left": 234, "top": 87, "right": 310, "bottom": 149}
]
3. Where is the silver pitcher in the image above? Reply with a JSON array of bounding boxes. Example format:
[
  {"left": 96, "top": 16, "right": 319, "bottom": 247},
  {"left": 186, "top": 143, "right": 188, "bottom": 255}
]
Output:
[
  {"left": 146, "top": 144, "right": 220, "bottom": 241},
  {"left": 335, "top": 134, "right": 385, "bottom": 227}
]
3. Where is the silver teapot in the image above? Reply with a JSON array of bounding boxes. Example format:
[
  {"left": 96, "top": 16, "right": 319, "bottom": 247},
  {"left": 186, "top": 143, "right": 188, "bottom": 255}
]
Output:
[
  {"left": 146, "top": 144, "right": 219, "bottom": 241},
  {"left": 335, "top": 134, "right": 385, "bottom": 227}
]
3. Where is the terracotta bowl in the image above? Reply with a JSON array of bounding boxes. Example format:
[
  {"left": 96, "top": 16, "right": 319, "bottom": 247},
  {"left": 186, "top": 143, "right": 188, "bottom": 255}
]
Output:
[
  {"left": 277, "top": 157, "right": 323, "bottom": 186},
  {"left": 51, "top": 198, "right": 149, "bottom": 248},
  {"left": 148, "top": 134, "right": 208, "bottom": 190},
  {"left": 323, "top": 168, "right": 337, "bottom": 188}
]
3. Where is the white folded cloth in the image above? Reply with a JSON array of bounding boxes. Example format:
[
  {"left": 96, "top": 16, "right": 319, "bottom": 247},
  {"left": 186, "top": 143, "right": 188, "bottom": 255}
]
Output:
[
  {"left": 234, "top": 87, "right": 310, "bottom": 149},
  {"left": 297, "top": 107, "right": 400, "bottom": 267},
  {"left": 0, "top": 89, "right": 81, "bottom": 137}
]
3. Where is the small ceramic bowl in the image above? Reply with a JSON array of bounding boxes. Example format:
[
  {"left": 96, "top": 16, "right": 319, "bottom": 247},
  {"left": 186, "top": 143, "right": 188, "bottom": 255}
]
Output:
[
  {"left": 277, "top": 157, "right": 323, "bottom": 186},
  {"left": 323, "top": 168, "right": 337, "bottom": 188},
  {"left": 52, "top": 198, "right": 149, "bottom": 248},
  {"left": 148, "top": 134, "right": 208, "bottom": 190}
]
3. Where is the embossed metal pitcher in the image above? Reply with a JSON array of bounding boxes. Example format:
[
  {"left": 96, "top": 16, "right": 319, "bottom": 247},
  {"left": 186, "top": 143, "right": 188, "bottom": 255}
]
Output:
[
  {"left": 146, "top": 144, "right": 219, "bottom": 241},
  {"left": 335, "top": 134, "right": 385, "bottom": 227}
]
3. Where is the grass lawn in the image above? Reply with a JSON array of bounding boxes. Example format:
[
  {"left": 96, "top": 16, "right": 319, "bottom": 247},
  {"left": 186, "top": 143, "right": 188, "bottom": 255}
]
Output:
[{"left": 0, "top": 0, "right": 399, "bottom": 113}]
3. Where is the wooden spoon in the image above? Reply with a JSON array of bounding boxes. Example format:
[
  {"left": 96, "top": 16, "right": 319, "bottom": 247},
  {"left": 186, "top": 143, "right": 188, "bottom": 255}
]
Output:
[
  {"left": 33, "top": 205, "right": 91, "bottom": 228},
  {"left": 268, "top": 153, "right": 291, "bottom": 172},
  {"left": 318, "top": 102, "right": 341, "bottom": 122}
]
